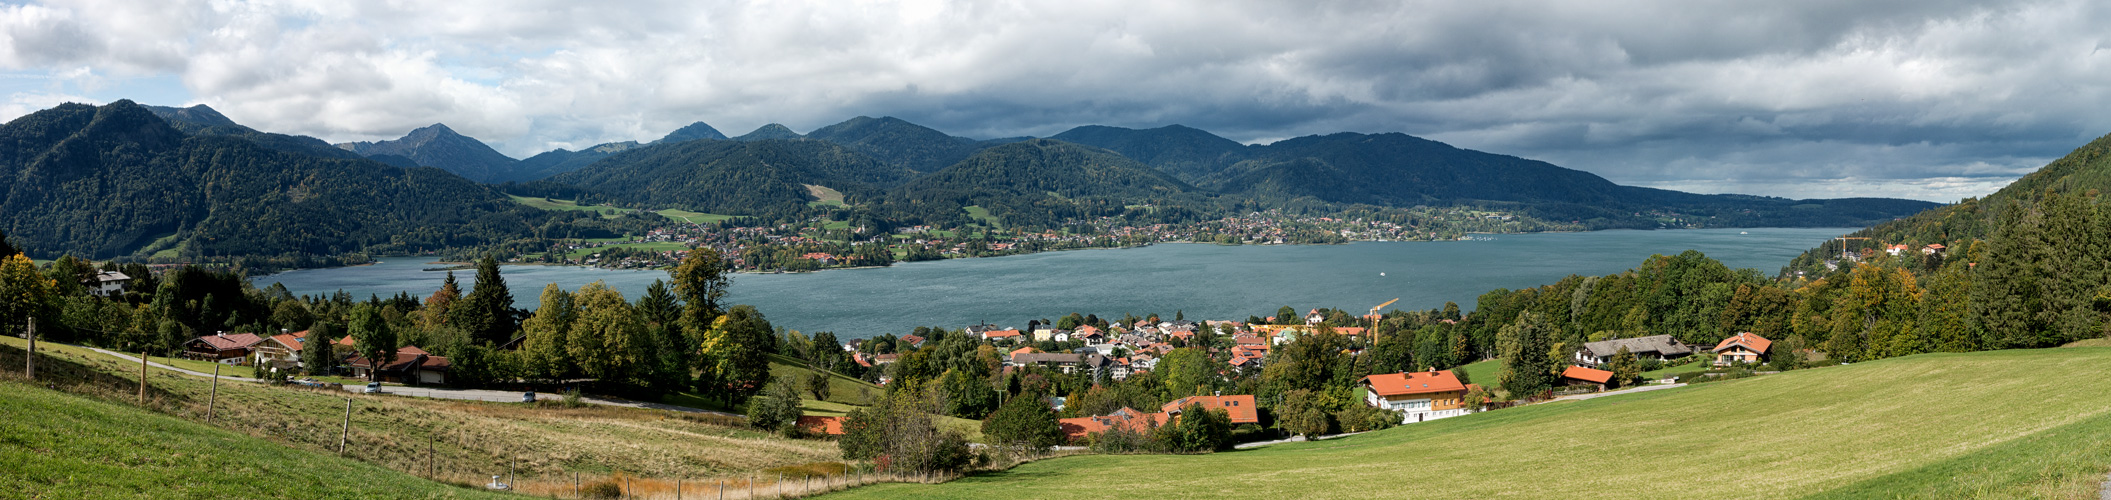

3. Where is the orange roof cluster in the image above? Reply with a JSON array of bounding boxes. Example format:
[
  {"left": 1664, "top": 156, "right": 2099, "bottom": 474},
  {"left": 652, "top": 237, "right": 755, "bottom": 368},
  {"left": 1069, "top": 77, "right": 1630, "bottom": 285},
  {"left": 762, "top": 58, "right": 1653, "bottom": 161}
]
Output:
[
  {"left": 1362, "top": 370, "right": 1466, "bottom": 397},
  {"left": 797, "top": 415, "right": 845, "bottom": 435},
  {"left": 1162, "top": 395, "right": 1259, "bottom": 424},
  {"left": 1713, "top": 332, "right": 1773, "bottom": 354},
  {"left": 1561, "top": 366, "right": 1613, "bottom": 384},
  {"left": 983, "top": 329, "right": 1023, "bottom": 339}
]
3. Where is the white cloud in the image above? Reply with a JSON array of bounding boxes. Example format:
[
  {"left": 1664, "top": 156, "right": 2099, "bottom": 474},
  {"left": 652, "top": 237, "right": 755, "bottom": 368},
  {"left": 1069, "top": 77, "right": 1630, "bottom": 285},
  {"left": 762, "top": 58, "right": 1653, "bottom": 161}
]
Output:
[{"left": 0, "top": 0, "right": 2107, "bottom": 201}]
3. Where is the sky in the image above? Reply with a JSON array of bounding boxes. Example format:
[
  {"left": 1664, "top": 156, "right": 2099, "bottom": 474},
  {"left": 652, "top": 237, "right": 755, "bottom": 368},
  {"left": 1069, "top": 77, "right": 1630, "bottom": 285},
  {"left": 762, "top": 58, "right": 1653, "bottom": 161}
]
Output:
[{"left": 2, "top": 1, "right": 2108, "bottom": 202}]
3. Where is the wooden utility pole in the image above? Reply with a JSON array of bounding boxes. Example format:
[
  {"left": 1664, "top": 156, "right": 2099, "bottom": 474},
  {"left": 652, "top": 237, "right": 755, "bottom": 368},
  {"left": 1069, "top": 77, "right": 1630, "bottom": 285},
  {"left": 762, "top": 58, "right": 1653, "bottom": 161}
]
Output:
[
  {"left": 137, "top": 351, "right": 147, "bottom": 404},
  {"left": 24, "top": 317, "right": 33, "bottom": 380},
  {"left": 339, "top": 398, "right": 353, "bottom": 455},
  {"left": 207, "top": 363, "right": 220, "bottom": 421}
]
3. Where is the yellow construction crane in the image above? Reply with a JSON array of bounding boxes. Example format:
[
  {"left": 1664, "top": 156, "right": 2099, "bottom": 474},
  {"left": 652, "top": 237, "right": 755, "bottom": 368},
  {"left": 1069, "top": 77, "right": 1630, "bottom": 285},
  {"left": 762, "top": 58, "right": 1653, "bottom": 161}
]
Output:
[{"left": 1368, "top": 298, "right": 1400, "bottom": 318}]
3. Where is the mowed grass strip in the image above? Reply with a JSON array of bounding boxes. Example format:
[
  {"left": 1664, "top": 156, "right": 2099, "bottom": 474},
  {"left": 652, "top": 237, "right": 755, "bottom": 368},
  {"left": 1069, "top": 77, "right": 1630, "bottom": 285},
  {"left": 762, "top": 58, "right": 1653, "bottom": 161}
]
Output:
[
  {"left": 825, "top": 348, "right": 2111, "bottom": 499},
  {"left": 0, "top": 380, "right": 513, "bottom": 499}
]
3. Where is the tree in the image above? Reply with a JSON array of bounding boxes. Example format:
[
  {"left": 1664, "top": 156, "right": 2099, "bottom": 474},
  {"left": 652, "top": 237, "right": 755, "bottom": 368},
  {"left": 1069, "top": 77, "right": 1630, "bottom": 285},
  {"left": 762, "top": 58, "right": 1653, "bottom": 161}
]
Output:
[
  {"left": 0, "top": 254, "right": 56, "bottom": 338},
  {"left": 1275, "top": 306, "right": 1297, "bottom": 325},
  {"left": 1607, "top": 346, "right": 1640, "bottom": 389},
  {"left": 302, "top": 321, "right": 341, "bottom": 375},
  {"left": 1497, "top": 311, "right": 1556, "bottom": 399},
  {"left": 568, "top": 282, "right": 646, "bottom": 384},
  {"left": 421, "top": 271, "right": 462, "bottom": 329},
  {"left": 450, "top": 255, "right": 517, "bottom": 345},
  {"left": 1158, "top": 403, "right": 1232, "bottom": 453},
  {"left": 698, "top": 305, "right": 773, "bottom": 404},
  {"left": 1277, "top": 389, "right": 1332, "bottom": 438},
  {"left": 982, "top": 389, "right": 1063, "bottom": 456},
  {"left": 1157, "top": 348, "right": 1212, "bottom": 399},
  {"left": 745, "top": 376, "right": 805, "bottom": 434},
  {"left": 938, "top": 368, "right": 999, "bottom": 419},
  {"left": 349, "top": 304, "right": 397, "bottom": 382},
  {"left": 1333, "top": 402, "right": 1399, "bottom": 433},
  {"left": 673, "top": 248, "right": 731, "bottom": 336},
  {"left": 0, "top": 230, "right": 17, "bottom": 259},
  {"left": 519, "top": 284, "right": 577, "bottom": 380},
  {"left": 807, "top": 371, "right": 833, "bottom": 401}
]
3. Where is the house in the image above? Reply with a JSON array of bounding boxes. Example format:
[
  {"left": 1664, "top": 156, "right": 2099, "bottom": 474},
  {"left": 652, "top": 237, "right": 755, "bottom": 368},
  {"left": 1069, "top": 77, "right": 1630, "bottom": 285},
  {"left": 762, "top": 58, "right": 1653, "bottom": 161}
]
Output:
[
  {"left": 1010, "top": 346, "right": 1038, "bottom": 357},
  {"left": 873, "top": 353, "right": 900, "bottom": 365},
  {"left": 1332, "top": 327, "right": 1367, "bottom": 337},
  {"left": 85, "top": 271, "right": 131, "bottom": 297},
  {"left": 1560, "top": 366, "right": 1614, "bottom": 391},
  {"left": 347, "top": 349, "right": 451, "bottom": 385},
  {"left": 1575, "top": 335, "right": 1693, "bottom": 367},
  {"left": 1713, "top": 332, "right": 1772, "bottom": 366},
  {"left": 1885, "top": 244, "right": 1910, "bottom": 256},
  {"left": 1305, "top": 309, "right": 1325, "bottom": 325},
  {"left": 796, "top": 415, "right": 846, "bottom": 436},
  {"left": 1058, "top": 407, "right": 1165, "bottom": 443},
  {"left": 1923, "top": 243, "right": 1947, "bottom": 255},
  {"left": 183, "top": 333, "right": 264, "bottom": 363},
  {"left": 898, "top": 335, "right": 926, "bottom": 348},
  {"left": 1031, "top": 328, "right": 1058, "bottom": 342},
  {"left": 1075, "top": 325, "right": 1105, "bottom": 343},
  {"left": 253, "top": 331, "right": 309, "bottom": 368},
  {"left": 1010, "top": 352, "right": 1083, "bottom": 373},
  {"left": 1361, "top": 370, "right": 1473, "bottom": 423},
  {"left": 1161, "top": 395, "right": 1260, "bottom": 425},
  {"left": 982, "top": 329, "right": 1024, "bottom": 342}
]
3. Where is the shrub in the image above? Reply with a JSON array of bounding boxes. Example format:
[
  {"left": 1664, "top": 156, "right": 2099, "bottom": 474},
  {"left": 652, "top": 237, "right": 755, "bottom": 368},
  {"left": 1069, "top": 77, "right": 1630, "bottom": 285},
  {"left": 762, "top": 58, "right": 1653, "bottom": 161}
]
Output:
[
  {"left": 579, "top": 480, "right": 622, "bottom": 499},
  {"left": 745, "top": 376, "right": 804, "bottom": 433},
  {"left": 1333, "top": 403, "right": 1399, "bottom": 433},
  {"left": 561, "top": 388, "right": 587, "bottom": 408}
]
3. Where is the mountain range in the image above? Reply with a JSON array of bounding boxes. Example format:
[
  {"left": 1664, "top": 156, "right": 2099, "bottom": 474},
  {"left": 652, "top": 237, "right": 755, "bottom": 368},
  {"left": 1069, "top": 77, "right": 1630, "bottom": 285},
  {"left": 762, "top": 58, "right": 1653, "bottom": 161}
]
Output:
[{"left": 2, "top": 100, "right": 1952, "bottom": 261}]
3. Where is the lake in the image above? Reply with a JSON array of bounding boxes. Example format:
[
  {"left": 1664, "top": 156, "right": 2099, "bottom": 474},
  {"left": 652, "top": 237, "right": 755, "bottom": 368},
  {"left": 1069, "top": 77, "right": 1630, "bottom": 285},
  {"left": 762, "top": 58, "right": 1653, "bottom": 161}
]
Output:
[{"left": 260, "top": 227, "right": 1850, "bottom": 340}]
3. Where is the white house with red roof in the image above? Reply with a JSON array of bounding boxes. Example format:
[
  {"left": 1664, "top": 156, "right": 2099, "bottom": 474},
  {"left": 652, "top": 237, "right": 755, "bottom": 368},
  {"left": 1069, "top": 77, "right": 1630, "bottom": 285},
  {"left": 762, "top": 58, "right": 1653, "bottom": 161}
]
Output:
[
  {"left": 1712, "top": 332, "right": 1773, "bottom": 366},
  {"left": 1361, "top": 370, "right": 1474, "bottom": 423}
]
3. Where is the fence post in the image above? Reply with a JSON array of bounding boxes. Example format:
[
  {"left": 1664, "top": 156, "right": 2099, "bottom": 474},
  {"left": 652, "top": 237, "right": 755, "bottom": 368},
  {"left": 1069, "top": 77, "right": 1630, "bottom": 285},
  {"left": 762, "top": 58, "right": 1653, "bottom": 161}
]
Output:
[
  {"left": 138, "top": 351, "right": 148, "bottom": 404},
  {"left": 24, "top": 317, "right": 33, "bottom": 380},
  {"left": 718, "top": 480, "right": 724, "bottom": 500},
  {"left": 677, "top": 478, "right": 682, "bottom": 500},
  {"left": 339, "top": 398, "right": 352, "bottom": 455},
  {"left": 207, "top": 363, "right": 220, "bottom": 421}
]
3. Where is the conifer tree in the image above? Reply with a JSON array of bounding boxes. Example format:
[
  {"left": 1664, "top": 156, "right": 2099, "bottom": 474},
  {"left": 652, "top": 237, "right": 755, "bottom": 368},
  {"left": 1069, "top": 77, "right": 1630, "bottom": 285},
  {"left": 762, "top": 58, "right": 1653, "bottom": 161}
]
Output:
[{"left": 450, "top": 255, "right": 517, "bottom": 345}]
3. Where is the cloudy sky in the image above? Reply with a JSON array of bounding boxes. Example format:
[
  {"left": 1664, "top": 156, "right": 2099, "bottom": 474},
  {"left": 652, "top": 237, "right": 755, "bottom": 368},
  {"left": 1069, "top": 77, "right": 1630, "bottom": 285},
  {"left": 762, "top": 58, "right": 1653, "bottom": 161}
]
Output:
[{"left": 2, "top": 0, "right": 2107, "bottom": 202}]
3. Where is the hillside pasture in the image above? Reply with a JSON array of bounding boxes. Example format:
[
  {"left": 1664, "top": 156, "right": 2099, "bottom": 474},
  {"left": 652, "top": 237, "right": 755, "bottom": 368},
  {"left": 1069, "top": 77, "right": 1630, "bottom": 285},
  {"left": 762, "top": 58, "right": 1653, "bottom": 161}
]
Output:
[{"left": 827, "top": 348, "right": 2111, "bottom": 499}]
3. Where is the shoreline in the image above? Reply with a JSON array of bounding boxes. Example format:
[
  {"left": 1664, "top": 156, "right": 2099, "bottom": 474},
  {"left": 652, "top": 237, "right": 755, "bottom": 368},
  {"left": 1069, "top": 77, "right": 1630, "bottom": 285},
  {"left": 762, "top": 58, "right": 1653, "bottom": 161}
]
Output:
[{"left": 268, "top": 226, "right": 1857, "bottom": 277}]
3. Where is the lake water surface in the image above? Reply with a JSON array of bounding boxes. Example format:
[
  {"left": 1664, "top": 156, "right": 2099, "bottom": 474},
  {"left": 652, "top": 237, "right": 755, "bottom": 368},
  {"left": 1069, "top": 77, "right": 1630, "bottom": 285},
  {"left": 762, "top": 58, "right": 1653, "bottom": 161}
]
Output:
[{"left": 262, "top": 227, "right": 1850, "bottom": 339}]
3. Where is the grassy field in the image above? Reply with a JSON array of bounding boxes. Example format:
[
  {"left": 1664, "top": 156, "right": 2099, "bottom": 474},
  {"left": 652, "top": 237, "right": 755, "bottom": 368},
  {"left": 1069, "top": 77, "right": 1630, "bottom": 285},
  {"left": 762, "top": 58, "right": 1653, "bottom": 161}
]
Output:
[
  {"left": 2, "top": 337, "right": 840, "bottom": 488},
  {"left": 2060, "top": 337, "right": 2111, "bottom": 348},
  {"left": 806, "top": 184, "right": 848, "bottom": 208},
  {"left": 508, "top": 194, "right": 636, "bottom": 219},
  {"left": 655, "top": 208, "right": 736, "bottom": 224},
  {"left": 0, "top": 379, "right": 514, "bottom": 499},
  {"left": 1642, "top": 356, "right": 1711, "bottom": 379},
  {"left": 827, "top": 348, "right": 2111, "bottom": 499},
  {"left": 1455, "top": 358, "right": 1501, "bottom": 385},
  {"left": 766, "top": 354, "right": 884, "bottom": 406},
  {"left": 962, "top": 206, "right": 1000, "bottom": 229}
]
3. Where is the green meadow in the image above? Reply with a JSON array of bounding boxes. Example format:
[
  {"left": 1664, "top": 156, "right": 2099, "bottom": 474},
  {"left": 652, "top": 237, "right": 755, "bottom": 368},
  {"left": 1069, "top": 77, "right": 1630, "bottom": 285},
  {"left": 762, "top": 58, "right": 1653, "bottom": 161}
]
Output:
[{"left": 828, "top": 348, "right": 2111, "bottom": 499}]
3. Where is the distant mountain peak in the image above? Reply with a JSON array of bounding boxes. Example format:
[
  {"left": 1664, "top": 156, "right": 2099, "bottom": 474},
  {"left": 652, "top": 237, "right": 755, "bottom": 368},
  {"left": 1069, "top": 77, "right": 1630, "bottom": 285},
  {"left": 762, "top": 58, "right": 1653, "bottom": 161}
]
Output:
[
  {"left": 334, "top": 122, "right": 518, "bottom": 182},
  {"left": 656, "top": 121, "right": 728, "bottom": 143},
  {"left": 735, "top": 123, "right": 803, "bottom": 141}
]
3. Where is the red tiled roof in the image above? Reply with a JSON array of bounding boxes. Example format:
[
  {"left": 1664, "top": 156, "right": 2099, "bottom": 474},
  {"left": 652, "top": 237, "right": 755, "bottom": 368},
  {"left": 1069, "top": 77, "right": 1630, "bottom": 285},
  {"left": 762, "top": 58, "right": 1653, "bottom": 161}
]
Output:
[
  {"left": 1362, "top": 370, "right": 1466, "bottom": 397},
  {"left": 1162, "top": 395, "right": 1260, "bottom": 424},
  {"left": 1561, "top": 366, "right": 1613, "bottom": 384},
  {"left": 1332, "top": 327, "right": 1367, "bottom": 336},
  {"left": 264, "top": 334, "right": 305, "bottom": 352},
  {"left": 194, "top": 333, "right": 264, "bottom": 351},
  {"left": 797, "top": 415, "right": 845, "bottom": 435},
  {"left": 1712, "top": 332, "right": 1773, "bottom": 354},
  {"left": 983, "top": 329, "right": 1023, "bottom": 339},
  {"left": 397, "top": 345, "right": 429, "bottom": 355}
]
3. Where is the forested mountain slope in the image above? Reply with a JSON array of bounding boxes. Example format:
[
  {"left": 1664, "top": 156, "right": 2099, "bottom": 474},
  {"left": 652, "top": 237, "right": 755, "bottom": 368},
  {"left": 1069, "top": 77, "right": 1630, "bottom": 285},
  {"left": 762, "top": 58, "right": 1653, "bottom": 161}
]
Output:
[
  {"left": 805, "top": 116, "right": 987, "bottom": 173},
  {"left": 547, "top": 138, "right": 916, "bottom": 215},
  {"left": 0, "top": 100, "right": 558, "bottom": 261},
  {"left": 335, "top": 123, "right": 521, "bottom": 183}
]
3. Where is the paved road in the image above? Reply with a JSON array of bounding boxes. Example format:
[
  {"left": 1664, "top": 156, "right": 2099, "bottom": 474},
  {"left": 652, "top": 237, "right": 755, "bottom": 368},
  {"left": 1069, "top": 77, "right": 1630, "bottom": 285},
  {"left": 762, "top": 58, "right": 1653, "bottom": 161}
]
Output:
[
  {"left": 85, "top": 345, "right": 737, "bottom": 417},
  {"left": 1234, "top": 431, "right": 1368, "bottom": 449},
  {"left": 1549, "top": 383, "right": 1687, "bottom": 402},
  {"left": 89, "top": 347, "right": 264, "bottom": 383}
]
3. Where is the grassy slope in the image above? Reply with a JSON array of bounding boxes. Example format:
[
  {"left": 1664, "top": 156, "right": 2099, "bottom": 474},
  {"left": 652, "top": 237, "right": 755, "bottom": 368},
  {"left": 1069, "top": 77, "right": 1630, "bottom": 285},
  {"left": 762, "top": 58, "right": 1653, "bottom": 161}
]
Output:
[
  {"left": 1455, "top": 358, "right": 1501, "bottom": 386},
  {"left": 0, "top": 380, "right": 515, "bottom": 500},
  {"left": 2, "top": 337, "right": 839, "bottom": 485},
  {"left": 829, "top": 348, "right": 2111, "bottom": 499}
]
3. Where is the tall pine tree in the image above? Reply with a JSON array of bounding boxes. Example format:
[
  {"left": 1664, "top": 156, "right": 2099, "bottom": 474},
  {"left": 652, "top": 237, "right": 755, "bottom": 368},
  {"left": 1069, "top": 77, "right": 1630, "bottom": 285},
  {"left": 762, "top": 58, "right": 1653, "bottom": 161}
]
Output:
[{"left": 450, "top": 255, "right": 517, "bottom": 345}]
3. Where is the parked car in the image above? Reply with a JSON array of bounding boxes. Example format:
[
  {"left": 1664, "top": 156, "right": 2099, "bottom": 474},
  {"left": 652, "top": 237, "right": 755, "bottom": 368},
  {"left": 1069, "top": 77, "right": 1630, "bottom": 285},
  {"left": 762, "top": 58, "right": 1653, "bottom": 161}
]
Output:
[
  {"left": 363, "top": 382, "right": 382, "bottom": 394},
  {"left": 522, "top": 391, "right": 536, "bottom": 403}
]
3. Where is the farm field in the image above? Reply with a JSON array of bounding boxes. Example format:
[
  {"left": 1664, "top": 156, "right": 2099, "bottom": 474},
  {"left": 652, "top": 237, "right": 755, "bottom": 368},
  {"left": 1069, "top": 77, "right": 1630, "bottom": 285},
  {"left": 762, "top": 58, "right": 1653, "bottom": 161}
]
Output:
[
  {"left": 0, "top": 379, "right": 514, "bottom": 500},
  {"left": 0, "top": 336, "right": 840, "bottom": 490},
  {"left": 507, "top": 194, "right": 636, "bottom": 218},
  {"left": 655, "top": 208, "right": 736, "bottom": 224},
  {"left": 1454, "top": 358, "right": 1501, "bottom": 385},
  {"left": 826, "top": 348, "right": 2111, "bottom": 499}
]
